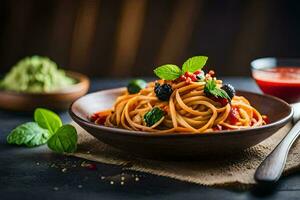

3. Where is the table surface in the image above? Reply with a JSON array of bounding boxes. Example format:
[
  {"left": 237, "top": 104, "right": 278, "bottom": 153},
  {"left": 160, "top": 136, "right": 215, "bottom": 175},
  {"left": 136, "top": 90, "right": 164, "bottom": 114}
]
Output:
[{"left": 1, "top": 78, "right": 300, "bottom": 200}]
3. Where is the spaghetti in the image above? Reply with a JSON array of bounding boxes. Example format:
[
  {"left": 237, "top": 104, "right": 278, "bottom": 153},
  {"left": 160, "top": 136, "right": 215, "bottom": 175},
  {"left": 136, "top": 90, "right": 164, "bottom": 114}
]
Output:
[{"left": 91, "top": 78, "right": 268, "bottom": 134}]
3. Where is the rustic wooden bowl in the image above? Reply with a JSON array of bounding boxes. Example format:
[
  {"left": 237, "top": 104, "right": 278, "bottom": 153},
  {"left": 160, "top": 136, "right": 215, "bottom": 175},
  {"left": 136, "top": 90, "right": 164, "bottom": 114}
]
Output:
[
  {"left": 70, "top": 88, "right": 293, "bottom": 159},
  {"left": 0, "top": 71, "right": 90, "bottom": 111}
]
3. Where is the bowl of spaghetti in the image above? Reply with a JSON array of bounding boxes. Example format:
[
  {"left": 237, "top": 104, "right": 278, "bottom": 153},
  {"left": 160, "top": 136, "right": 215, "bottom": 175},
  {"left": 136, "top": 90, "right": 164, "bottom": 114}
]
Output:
[{"left": 70, "top": 56, "right": 293, "bottom": 159}]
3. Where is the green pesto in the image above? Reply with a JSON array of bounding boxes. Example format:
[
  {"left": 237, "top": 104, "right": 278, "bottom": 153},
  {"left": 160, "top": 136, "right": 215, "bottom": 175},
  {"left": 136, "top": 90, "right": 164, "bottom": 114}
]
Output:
[{"left": 0, "top": 56, "right": 76, "bottom": 93}]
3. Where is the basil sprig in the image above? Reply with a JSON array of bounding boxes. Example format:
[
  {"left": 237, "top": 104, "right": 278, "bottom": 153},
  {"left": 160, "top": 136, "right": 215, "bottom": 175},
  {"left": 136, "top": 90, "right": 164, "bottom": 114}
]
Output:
[
  {"left": 7, "top": 108, "right": 78, "bottom": 153},
  {"left": 204, "top": 79, "right": 231, "bottom": 101},
  {"left": 154, "top": 56, "right": 208, "bottom": 80}
]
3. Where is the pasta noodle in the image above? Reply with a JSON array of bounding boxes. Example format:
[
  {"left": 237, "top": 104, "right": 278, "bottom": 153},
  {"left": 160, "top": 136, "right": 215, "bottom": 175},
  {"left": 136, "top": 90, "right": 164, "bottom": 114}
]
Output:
[{"left": 91, "top": 78, "right": 268, "bottom": 134}]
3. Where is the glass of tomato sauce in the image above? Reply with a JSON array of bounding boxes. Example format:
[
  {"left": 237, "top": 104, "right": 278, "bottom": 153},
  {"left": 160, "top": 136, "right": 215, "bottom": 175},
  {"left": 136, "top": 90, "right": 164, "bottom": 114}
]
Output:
[{"left": 251, "top": 57, "right": 300, "bottom": 103}]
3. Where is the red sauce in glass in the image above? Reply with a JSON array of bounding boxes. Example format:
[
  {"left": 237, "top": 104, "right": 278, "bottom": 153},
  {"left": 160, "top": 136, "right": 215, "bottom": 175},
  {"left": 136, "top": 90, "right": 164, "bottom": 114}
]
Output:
[{"left": 253, "top": 67, "right": 300, "bottom": 103}]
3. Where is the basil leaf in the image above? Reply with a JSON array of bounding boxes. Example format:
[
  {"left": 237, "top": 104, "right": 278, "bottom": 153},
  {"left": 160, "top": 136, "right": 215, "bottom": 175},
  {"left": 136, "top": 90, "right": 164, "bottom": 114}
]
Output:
[
  {"left": 204, "top": 79, "right": 217, "bottom": 92},
  {"left": 7, "top": 122, "right": 51, "bottom": 147},
  {"left": 182, "top": 56, "right": 208, "bottom": 73},
  {"left": 204, "top": 79, "right": 231, "bottom": 100},
  {"left": 154, "top": 64, "right": 181, "bottom": 80},
  {"left": 209, "top": 88, "right": 231, "bottom": 100},
  {"left": 34, "top": 108, "right": 62, "bottom": 134},
  {"left": 144, "top": 107, "right": 164, "bottom": 127},
  {"left": 127, "top": 79, "right": 147, "bottom": 94},
  {"left": 47, "top": 124, "right": 78, "bottom": 153}
]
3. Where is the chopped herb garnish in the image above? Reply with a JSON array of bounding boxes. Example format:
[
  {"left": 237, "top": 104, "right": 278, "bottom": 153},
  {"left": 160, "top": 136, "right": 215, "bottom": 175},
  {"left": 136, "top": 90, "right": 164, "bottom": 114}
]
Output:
[{"left": 144, "top": 107, "right": 164, "bottom": 127}]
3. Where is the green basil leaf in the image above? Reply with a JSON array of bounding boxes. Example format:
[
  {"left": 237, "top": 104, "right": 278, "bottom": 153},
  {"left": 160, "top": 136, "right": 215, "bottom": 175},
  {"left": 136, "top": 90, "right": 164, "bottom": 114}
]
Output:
[
  {"left": 127, "top": 79, "right": 147, "bottom": 94},
  {"left": 182, "top": 56, "right": 208, "bottom": 73},
  {"left": 204, "top": 79, "right": 231, "bottom": 100},
  {"left": 154, "top": 64, "right": 181, "bottom": 80},
  {"left": 210, "top": 88, "right": 231, "bottom": 100},
  {"left": 47, "top": 124, "right": 78, "bottom": 153},
  {"left": 204, "top": 79, "right": 217, "bottom": 92},
  {"left": 34, "top": 108, "right": 62, "bottom": 134},
  {"left": 7, "top": 122, "right": 51, "bottom": 147},
  {"left": 144, "top": 107, "right": 164, "bottom": 127}
]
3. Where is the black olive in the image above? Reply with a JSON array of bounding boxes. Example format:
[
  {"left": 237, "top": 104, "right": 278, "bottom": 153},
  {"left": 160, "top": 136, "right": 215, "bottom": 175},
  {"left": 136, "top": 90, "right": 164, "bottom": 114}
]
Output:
[
  {"left": 154, "top": 83, "right": 173, "bottom": 101},
  {"left": 221, "top": 84, "right": 235, "bottom": 99}
]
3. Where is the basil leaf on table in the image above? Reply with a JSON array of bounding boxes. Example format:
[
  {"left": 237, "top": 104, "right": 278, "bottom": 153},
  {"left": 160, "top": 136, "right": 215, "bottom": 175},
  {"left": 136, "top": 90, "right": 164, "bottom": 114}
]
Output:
[
  {"left": 182, "top": 56, "right": 208, "bottom": 73},
  {"left": 7, "top": 122, "right": 51, "bottom": 147},
  {"left": 34, "top": 108, "right": 62, "bottom": 134},
  {"left": 47, "top": 124, "right": 78, "bottom": 153}
]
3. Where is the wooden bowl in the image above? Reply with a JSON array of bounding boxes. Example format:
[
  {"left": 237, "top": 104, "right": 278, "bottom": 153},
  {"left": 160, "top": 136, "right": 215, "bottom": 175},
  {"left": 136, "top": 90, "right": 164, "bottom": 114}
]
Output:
[
  {"left": 0, "top": 71, "right": 90, "bottom": 111},
  {"left": 70, "top": 88, "right": 293, "bottom": 159}
]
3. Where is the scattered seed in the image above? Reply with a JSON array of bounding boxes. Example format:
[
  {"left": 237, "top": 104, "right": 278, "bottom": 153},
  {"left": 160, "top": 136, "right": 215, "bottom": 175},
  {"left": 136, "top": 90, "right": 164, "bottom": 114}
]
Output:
[
  {"left": 121, "top": 177, "right": 125, "bottom": 181},
  {"left": 110, "top": 181, "right": 114, "bottom": 185},
  {"left": 53, "top": 187, "right": 59, "bottom": 191},
  {"left": 121, "top": 181, "right": 124, "bottom": 185},
  {"left": 81, "top": 161, "right": 97, "bottom": 170},
  {"left": 61, "top": 168, "right": 67, "bottom": 173},
  {"left": 80, "top": 161, "right": 87, "bottom": 167},
  {"left": 100, "top": 176, "right": 105, "bottom": 180},
  {"left": 135, "top": 177, "right": 139, "bottom": 181},
  {"left": 36, "top": 162, "right": 40, "bottom": 166},
  {"left": 78, "top": 185, "right": 83, "bottom": 189}
]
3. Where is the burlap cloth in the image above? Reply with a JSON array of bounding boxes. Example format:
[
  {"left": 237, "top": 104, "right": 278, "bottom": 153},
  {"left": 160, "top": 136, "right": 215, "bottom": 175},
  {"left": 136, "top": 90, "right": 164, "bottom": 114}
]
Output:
[{"left": 70, "top": 122, "right": 300, "bottom": 188}]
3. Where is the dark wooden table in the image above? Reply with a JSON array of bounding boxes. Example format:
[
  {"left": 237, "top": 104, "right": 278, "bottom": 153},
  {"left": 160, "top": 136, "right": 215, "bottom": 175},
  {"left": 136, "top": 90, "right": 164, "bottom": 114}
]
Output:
[{"left": 1, "top": 78, "right": 300, "bottom": 200}]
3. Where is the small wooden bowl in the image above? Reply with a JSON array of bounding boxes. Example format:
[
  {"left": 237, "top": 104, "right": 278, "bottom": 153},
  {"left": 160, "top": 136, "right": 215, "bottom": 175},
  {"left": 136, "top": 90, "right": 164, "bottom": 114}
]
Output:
[
  {"left": 0, "top": 71, "right": 90, "bottom": 111},
  {"left": 70, "top": 88, "right": 293, "bottom": 160}
]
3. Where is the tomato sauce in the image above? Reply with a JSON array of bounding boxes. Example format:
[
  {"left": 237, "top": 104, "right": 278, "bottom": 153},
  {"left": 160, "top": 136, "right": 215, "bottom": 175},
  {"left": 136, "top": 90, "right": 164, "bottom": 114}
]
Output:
[
  {"left": 252, "top": 67, "right": 300, "bottom": 103},
  {"left": 90, "top": 110, "right": 111, "bottom": 125},
  {"left": 228, "top": 106, "right": 239, "bottom": 125}
]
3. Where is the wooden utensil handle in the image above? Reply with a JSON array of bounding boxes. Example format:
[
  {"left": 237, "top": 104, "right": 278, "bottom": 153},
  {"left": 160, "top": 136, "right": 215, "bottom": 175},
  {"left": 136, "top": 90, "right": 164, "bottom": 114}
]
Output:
[{"left": 255, "top": 120, "right": 300, "bottom": 183}]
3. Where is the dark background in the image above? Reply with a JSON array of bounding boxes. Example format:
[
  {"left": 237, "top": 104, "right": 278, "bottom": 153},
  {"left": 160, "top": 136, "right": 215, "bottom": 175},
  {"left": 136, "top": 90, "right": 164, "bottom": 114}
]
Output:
[{"left": 0, "top": 0, "right": 299, "bottom": 78}]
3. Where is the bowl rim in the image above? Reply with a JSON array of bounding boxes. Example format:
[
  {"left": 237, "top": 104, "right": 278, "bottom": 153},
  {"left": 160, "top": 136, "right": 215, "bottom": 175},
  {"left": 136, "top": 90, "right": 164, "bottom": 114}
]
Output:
[
  {"left": 69, "top": 88, "right": 294, "bottom": 138},
  {"left": 0, "top": 70, "right": 90, "bottom": 96},
  {"left": 251, "top": 57, "right": 300, "bottom": 71}
]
